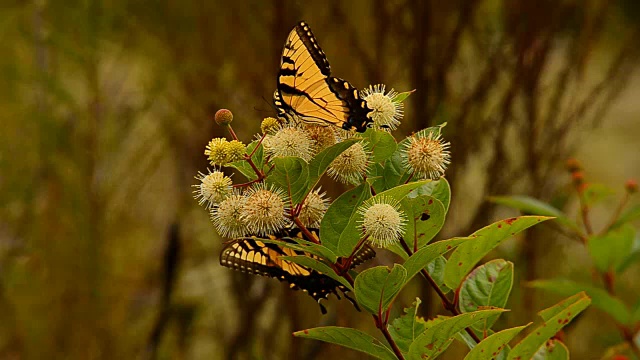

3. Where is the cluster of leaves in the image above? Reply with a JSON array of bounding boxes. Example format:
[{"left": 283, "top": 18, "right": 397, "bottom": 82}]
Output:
[
  {"left": 213, "top": 115, "right": 591, "bottom": 359},
  {"left": 492, "top": 167, "right": 640, "bottom": 359}
]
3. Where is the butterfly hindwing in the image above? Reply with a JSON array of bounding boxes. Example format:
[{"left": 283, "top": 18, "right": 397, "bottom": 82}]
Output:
[
  {"left": 219, "top": 228, "right": 376, "bottom": 313},
  {"left": 275, "top": 21, "right": 372, "bottom": 132}
]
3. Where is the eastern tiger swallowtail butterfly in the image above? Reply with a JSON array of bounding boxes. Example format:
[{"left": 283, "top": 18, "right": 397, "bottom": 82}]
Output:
[
  {"left": 220, "top": 227, "right": 375, "bottom": 314},
  {"left": 273, "top": 21, "right": 373, "bottom": 132}
]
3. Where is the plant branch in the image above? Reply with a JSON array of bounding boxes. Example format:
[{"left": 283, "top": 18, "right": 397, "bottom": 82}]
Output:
[
  {"left": 602, "top": 192, "right": 630, "bottom": 234},
  {"left": 399, "top": 238, "right": 482, "bottom": 344},
  {"left": 374, "top": 314, "right": 406, "bottom": 360},
  {"left": 292, "top": 216, "right": 320, "bottom": 244}
]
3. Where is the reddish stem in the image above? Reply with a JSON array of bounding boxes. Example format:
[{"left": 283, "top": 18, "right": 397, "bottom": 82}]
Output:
[{"left": 399, "top": 238, "right": 482, "bottom": 344}]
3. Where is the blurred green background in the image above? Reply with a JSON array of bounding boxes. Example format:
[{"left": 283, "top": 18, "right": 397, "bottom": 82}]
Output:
[{"left": 1, "top": 0, "right": 639, "bottom": 359}]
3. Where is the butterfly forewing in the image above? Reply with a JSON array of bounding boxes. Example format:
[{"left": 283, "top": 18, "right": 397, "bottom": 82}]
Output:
[{"left": 275, "top": 21, "right": 372, "bottom": 132}]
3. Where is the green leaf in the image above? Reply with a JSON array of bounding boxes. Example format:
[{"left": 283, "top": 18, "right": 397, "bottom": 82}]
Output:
[
  {"left": 532, "top": 339, "right": 569, "bottom": 360},
  {"left": 507, "top": 292, "right": 591, "bottom": 360},
  {"left": 426, "top": 256, "right": 450, "bottom": 294},
  {"left": 320, "top": 184, "right": 371, "bottom": 255},
  {"left": 409, "top": 178, "right": 451, "bottom": 213},
  {"left": 610, "top": 204, "right": 640, "bottom": 230},
  {"left": 529, "top": 278, "right": 631, "bottom": 325},
  {"left": 392, "top": 89, "right": 415, "bottom": 103},
  {"left": 631, "top": 299, "right": 640, "bottom": 323},
  {"left": 228, "top": 139, "right": 263, "bottom": 181},
  {"left": 363, "top": 129, "right": 397, "bottom": 163},
  {"left": 293, "top": 327, "right": 397, "bottom": 360},
  {"left": 267, "top": 156, "right": 309, "bottom": 205},
  {"left": 256, "top": 237, "right": 338, "bottom": 263},
  {"left": 369, "top": 162, "right": 387, "bottom": 194},
  {"left": 588, "top": 224, "right": 635, "bottom": 273},
  {"left": 444, "top": 216, "right": 552, "bottom": 289},
  {"left": 388, "top": 298, "right": 428, "bottom": 353},
  {"left": 401, "top": 196, "right": 446, "bottom": 249},
  {"left": 341, "top": 181, "right": 431, "bottom": 257},
  {"left": 459, "top": 259, "right": 514, "bottom": 331},
  {"left": 403, "top": 237, "right": 472, "bottom": 285},
  {"left": 582, "top": 183, "right": 615, "bottom": 206},
  {"left": 464, "top": 325, "right": 529, "bottom": 360},
  {"left": 407, "top": 309, "right": 507, "bottom": 359},
  {"left": 280, "top": 256, "right": 352, "bottom": 291},
  {"left": 307, "top": 138, "right": 359, "bottom": 190},
  {"left": 489, "top": 195, "right": 579, "bottom": 232},
  {"left": 354, "top": 264, "right": 407, "bottom": 314},
  {"left": 375, "top": 180, "right": 434, "bottom": 202},
  {"left": 618, "top": 248, "right": 640, "bottom": 273}
]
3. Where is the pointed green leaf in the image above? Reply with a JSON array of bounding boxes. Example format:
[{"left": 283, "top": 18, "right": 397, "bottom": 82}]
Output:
[
  {"left": 256, "top": 237, "right": 337, "bottom": 263},
  {"left": 403, "top": 237, "right": 472, "bottom": 285},
  {"left": 388, "top": 298, "right": 428, "bottom": 353},
  {"left": 489, "top": 195, "right": 579, "bottom": 232},
  {"left": 392, "top": 89, "right": 415, "bottom": 103},
  {"left": 508, "top": 292, "right": 591, "bottom": 360},
  {"left": 293, "top": 327, "right": 397, "bottom": 360},
  {"left": 460, "top": 259, "right": 514, "bottom": 331},
  {"left": 363, "top": 129, "right": 397, "bottom": 163},
  {"left": 401, "top": 195, "right": 446, "bottom": 249},
  {"left": 280, "top": 256, "right": 352, "bottom": 291},
  {"left": 409, "top": 178, "right": 451, "bottom": 212},
  {"left": 632, "top": 299, "right": 640, "bottom": 323},
  {"left": 444, "top": 216, "right": 552, "bottom": 289},
  {"left": 426, "top": 256, "right": 450, "bottom": 294},
  {"left": 529, "top": 278, "right": 631, "bottom": 325},
  {"left": 582, "top": 183, "right": 615, "bottom": 206},
  {"left": 354, "top": 264, "right": 407, "bottom": 314},
  {"left": 369, "top": 162, "right": 386, "bottom": 194},
  {"left": 320, "top": 183, "right": 370, "bottom": 255},
  {"left": 588, "top": 224, "right": 635, "bottom": 273},
  {"left": 307, "top": 138, "right": 359, "bottom": 190},
  {"left": 407, "top": 309, "right": 507, "bottom": 359},
  {"left": 338, "top": 181, "right": 431, "bottom": 256},
  {"left": 464, "top": 325, "right": 529, "bottom": 360},
  {"left": 267, "top": 156, "right": 309, "bottom": 205},
  {"left": 532, "top": 339, "right": 569, "bottom": 360}
]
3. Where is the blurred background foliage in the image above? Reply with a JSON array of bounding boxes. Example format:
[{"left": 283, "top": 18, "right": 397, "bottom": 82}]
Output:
[{"left": 1, "top": 0, "right": 639, "bottom": 359}]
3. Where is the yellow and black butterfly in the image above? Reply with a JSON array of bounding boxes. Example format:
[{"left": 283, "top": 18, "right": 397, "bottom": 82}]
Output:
[
  {"left": 220, "top": 228, "right": 375, "bottom": 313},
  {"left": 273, "top": 21, "right": 373, "bottom": 132}
]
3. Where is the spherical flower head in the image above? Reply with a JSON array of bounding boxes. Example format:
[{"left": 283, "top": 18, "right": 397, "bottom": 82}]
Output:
[
  {"left": 241, "top": 183, "right": 289, "bottom": 235},
  {"left": 327, "top": 142, "right": 370, "bottom": 185},
  {"left": 263, "top": 125, "right": 313, "bottom": 161},
  {"left": 261, "top": 117, "right": 281, "bottom": 135},
  {"left": 625, "top": 179, "right": 637, "bottom": 194},
  {"left": 298, "top": 188, "right": 330, "bottom": 227},
  {"left": 404, "top": 132, "right": 451, "bottom": 179},
  {"left": 305, "top": 125, "right": 337, "bottom": 153},
  {"left": 193, "top": 169, "right": 232, "bottom": 208},
  {"left": 205, "top": 138, "right": 229, "bottom": 166},
  {"left": 360, "top": 84, "right": 403, "bottom": 131},
  {"left": 358, "top": 196, "right": 407, "bottom": 248},
  {"left": 226, "top": 140, "right": 246, "bottom": 162},
  {"left": 211, "top": 192, "right": 250, "bottom": 238},
  {"left": 214, "top": 109, "right": 233, "bottom": 126}
]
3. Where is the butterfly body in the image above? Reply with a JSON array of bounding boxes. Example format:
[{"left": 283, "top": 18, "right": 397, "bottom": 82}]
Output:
[{"left": 274, "top": 22, "right": 372, "bottom": 132}]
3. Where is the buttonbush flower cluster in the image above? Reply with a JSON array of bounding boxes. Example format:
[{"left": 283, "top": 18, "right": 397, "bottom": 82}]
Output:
[
  {"left": 193, "top": 89, "right": 587, "bottom": 360},
  {"left": 194, "top": 88, "right": 439, "bottom": 248}
]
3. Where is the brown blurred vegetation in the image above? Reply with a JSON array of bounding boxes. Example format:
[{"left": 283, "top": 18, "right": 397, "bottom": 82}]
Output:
[{"left": 1, "top": 0, "right": 639, "bottom": 359}]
